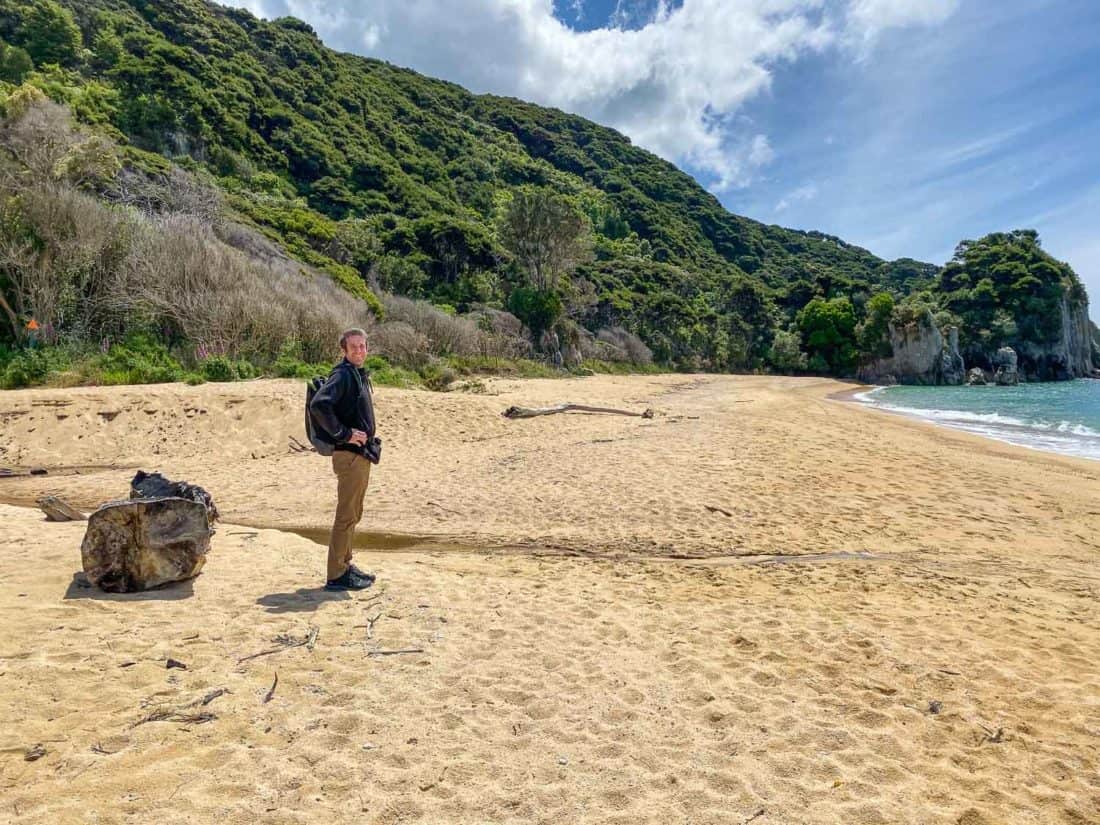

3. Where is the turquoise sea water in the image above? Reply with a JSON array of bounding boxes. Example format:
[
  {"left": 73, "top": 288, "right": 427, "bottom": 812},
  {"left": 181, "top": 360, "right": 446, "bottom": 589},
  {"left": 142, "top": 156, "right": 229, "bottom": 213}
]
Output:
[{"left": 857, "top": 379, "right": 1100, "bottom": 461}]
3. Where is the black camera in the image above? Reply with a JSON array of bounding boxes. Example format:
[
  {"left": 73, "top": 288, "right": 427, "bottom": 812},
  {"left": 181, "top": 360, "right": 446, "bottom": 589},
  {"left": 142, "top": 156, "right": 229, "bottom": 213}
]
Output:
[{"left": 364, "top": 435, "right": 383, "bottom": 464}]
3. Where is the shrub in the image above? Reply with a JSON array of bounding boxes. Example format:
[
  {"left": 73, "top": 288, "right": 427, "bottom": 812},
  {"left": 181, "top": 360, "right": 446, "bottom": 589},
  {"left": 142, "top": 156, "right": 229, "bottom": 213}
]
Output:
[
  {"left": 273, "top": 340, "right": 331, "bottom": 378},
  {"left": 382, "top": 294, "right": 481, "bottom": 355},
  {"left": 467, "top": 307, "right": 532, "bottom": 359},
  {"left": 370, "top": 321, "right": 431, "bottom": 367},
  {"left": 0, "top": 43, "right": 34, "bottom": 85},
  {"left": 507, "top": 287, "right": 562, "bottom": 338},
  {"left": 15, "top": 0, "right": 83, "bottom": 67},
  {"left": 443, "top": 355, "right": 562, "bottom": 379},
  {"left": 593, "top": 326, "right": 653, "bottom": 364},
  {"left": 579, "top": 359, "right": 663, "bottom": 376},
  {"left": 797, "top": 297, "right": 858, "bottom": 374},
  {"left": 0, "top": 346, "right": 68, "bottom": 388},
  {"left": 768, "top": 329, "right": 807, "bottom": 372},
  {"left": 419, "top": 359, "right": 457, "bottom": 391},
  {"left": 199, "top": 355, "right": 253, "bottom": 382},
  {"left": 363, "top": 354, "right": 420, "bottom": 388},
  {"left": 95, "top": 335, "right": 184, "bottom": 384}
]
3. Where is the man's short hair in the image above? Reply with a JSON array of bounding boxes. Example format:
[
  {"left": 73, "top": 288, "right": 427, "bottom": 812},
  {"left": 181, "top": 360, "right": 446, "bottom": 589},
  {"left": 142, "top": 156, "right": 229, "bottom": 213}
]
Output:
[{"left": 339, "top": 328, "right": 367, "bottom": 349}]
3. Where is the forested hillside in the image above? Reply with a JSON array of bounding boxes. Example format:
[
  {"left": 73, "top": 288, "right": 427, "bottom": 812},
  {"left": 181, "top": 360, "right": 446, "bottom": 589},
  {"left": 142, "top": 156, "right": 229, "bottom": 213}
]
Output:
[{"left": 0, "top": 0, "right": 1091, "bottom": 385}]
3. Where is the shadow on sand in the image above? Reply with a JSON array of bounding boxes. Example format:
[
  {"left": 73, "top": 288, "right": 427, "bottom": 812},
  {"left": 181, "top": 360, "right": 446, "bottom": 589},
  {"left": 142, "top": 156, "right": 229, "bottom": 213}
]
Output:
[
  {"left": 256, "top": 587, "right": 350, "bottom": 614},
  {"left": 62, "top": 571, "right": 196, "bottom": 601}
]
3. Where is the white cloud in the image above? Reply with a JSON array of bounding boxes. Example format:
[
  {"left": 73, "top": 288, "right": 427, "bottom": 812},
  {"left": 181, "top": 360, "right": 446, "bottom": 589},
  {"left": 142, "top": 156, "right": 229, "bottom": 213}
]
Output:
[
  {"left": 225, "top": 1, "right": 957, "bottom": 191},
  {"left": 775, "top": 181, "right": 819, "bottom": 212},
  {"left": 846, "top": 0, "right": 959, "bottom": 41}
]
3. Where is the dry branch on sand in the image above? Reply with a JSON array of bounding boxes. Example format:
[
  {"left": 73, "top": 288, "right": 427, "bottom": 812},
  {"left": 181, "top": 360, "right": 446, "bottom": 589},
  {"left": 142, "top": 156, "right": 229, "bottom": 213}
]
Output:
[
  {"left": 238, "top": 626, "right": 319, "bottom": 663},
  {"left": 263, "top": 673, "right": 279, "bottom": 704},
  {"left": 502, "top": 404, "right": 654, "bottom": 419}
]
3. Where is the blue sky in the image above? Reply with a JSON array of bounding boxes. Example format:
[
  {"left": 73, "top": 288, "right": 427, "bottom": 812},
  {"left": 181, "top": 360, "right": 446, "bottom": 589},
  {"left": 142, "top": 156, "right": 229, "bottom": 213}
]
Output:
[
  {"left": 228, "top": 1, "right": 1100, "bottom": 320},
  {"left": 728, "top": 0, "right": 1100, "bottom": 323}
]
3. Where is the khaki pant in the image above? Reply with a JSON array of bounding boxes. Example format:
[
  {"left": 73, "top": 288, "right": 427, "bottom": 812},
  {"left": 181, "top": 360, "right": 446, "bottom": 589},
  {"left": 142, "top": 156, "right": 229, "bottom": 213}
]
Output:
[{"left": 327, "top": 450, "right": 372, "bottom": 581}]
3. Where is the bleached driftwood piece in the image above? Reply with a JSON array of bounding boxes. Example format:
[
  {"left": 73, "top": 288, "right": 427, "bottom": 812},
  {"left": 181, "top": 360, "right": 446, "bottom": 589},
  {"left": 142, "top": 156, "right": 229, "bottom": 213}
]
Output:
[{"left": 502, "top": 404, "right": 654, "bottom": 420}]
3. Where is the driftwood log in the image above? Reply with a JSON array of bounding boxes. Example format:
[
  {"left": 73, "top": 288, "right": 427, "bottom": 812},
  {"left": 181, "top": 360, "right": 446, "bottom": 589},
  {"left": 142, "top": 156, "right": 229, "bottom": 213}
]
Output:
[
  {"left": 81, "top": 498, "right": 213, "bottom": 592},
  {"left": 80, "top": 472, "right": 219, "bottom": 592},
  {"left": 131, "top": 471, "right": 219, "bottom": 525},
  {"left": 37, "top": 495, "right": 86, "bottom": 522},
  {"left": 502, "top": 404, "right": 654, "bottom": 420}
]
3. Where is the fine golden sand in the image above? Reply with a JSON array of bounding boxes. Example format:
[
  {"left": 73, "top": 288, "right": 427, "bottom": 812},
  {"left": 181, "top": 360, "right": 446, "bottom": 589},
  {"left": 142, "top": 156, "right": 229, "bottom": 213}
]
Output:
[{"left": 0, "top": 374, "right": 1097, "bottom": 824}]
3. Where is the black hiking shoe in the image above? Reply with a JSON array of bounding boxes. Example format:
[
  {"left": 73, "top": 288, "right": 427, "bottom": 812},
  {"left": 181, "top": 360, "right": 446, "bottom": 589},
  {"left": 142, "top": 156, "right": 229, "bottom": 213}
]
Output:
[
  {"left": 325, "top": 568, "right": 373, "bottom": 591},
  {"left": 348, "top": 564, "right": 376, "bottom": 586}
]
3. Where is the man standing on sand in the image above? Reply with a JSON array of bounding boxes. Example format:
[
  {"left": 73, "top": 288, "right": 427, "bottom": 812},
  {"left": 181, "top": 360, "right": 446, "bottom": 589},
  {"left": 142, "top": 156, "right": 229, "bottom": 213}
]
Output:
[{"left": 309, "top": 328, "right": 379, "bottom": 591}]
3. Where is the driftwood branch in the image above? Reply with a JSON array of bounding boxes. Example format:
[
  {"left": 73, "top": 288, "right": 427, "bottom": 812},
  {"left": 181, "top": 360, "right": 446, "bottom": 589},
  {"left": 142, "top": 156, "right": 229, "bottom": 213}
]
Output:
[
  {"left": 199, "top": 688, "right": 230, "bottom": 706},
  {"left": 368, "top": 648, "right": 424, "bottom": 657},
  {"left": 288, "top": 436, "right": 314, "bottom": 453},
  {"left": 37, "top": 495, "right": 86, "bottom": 522},
  {"left": 131, "top": 685, "right": 229, "bottom": 728},
  {"left": 238, "top": 626, "right": 318, "bottom": 663},
  {"left": 133, "top": 709, "right": 216, "bottom": 727},
  {"left": 263, "top": 672, "right": 279, "bottom": 704},
  {"left": 503, "top": 404, "right": 654, "bottom": 420}
]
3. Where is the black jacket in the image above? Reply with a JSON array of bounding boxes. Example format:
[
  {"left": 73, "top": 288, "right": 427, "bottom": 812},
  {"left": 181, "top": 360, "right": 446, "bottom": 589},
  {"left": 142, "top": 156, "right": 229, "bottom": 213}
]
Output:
[{"left": 308, "top": 359, "right": 377, "bottom": 453}]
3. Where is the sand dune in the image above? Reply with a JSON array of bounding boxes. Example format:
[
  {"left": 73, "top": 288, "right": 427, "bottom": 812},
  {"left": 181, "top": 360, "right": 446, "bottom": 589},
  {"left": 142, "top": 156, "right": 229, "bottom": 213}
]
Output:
[{"left": 1, "top": 374, "right": 1097, "bottom": 824}]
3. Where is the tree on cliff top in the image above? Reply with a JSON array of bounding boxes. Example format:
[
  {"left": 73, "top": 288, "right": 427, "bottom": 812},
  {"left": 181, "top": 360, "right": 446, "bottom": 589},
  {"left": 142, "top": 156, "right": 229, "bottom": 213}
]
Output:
[{"left": 939, "top": 230, "right": 1083, "bottom": 351}]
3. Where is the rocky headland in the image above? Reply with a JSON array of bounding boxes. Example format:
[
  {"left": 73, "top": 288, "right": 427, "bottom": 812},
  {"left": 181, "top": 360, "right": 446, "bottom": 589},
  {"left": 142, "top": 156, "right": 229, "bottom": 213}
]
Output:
[{"left": 860, "top": 290, "right": 1097, "bottom": 386}]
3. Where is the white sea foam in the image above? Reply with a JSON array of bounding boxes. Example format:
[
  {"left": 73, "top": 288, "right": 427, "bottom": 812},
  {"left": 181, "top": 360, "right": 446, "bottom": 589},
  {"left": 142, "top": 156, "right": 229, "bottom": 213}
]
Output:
[{"left": 856, "top": 392, "right": 1100, "bottom": 461}]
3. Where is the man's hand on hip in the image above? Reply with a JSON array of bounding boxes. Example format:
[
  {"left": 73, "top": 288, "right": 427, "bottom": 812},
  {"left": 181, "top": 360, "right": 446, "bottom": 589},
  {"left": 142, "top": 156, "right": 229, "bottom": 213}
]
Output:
[{"left": 347, "top": 429, "right": 368, "bottom": 446}]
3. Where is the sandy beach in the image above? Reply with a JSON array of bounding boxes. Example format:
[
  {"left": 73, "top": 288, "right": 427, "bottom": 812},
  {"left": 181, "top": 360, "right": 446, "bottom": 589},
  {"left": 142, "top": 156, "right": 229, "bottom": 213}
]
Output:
[{"left": 0, "top": 374, "right": 1097, "bottom": 824}]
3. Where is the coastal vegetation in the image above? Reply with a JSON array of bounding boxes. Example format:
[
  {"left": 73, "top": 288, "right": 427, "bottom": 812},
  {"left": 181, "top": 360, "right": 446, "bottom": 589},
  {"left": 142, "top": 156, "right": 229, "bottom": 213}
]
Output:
[{"left": 0, "top": 0, "right": 1093, "bottom": 389}]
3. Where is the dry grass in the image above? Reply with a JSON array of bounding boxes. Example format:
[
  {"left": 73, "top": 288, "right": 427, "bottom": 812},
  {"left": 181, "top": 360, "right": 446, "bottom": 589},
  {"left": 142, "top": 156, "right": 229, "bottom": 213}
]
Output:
[
  {"left": 0, "top": 96, "right": 652, "bottom": 377},
  {"left": 0, "top": 98, "right": 374, "bottom": 363},
  {"left": 379, "top": 294, "right": 533, "bottom": 360}
]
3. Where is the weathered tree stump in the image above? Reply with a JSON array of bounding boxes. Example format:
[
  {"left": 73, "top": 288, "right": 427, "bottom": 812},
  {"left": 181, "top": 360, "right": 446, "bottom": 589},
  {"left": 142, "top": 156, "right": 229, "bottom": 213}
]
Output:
[
  {"left": 81, "top": 498, "right": 213, "bottom": 592},
  {"left": 37, "top": 495, "right": 85, "bottom": 522},
  {"left": 131, "top": 471, "right": 219, "bottom": 525}
]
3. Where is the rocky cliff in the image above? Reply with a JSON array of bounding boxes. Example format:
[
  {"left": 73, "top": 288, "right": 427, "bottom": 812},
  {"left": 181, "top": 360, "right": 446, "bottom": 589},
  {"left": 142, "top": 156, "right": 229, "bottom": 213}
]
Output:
[
  {"left": 1008, "top": 295, "right": 1096, "bottom": 381},
  {"left": 858, "top": 310, "right": 965, "bottom": 386},
  {"left": 861, "top": 292, "right": 1097, "bottom": 386}
]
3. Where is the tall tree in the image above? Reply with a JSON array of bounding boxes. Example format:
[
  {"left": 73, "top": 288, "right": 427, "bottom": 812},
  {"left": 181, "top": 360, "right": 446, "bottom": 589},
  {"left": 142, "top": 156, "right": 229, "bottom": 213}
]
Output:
[
  {"left": 497, "top": 187, "right": 591, "bottom": 293},
  {"left": 15, "top": 0, "right": 82, "bottom": 67}
]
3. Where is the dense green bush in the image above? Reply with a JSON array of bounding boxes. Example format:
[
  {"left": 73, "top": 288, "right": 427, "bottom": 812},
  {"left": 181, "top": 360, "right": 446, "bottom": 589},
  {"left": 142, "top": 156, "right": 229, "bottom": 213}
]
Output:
[
  {"left": 939, "top": 230, "right": 1077, "bottom": 355},
  {"left": 1, "top": 346, "right": 69, "bottom": 388},
  {"left": 95, "top": 336, "right": 184, "bottom": 385},
  {"left": 5, "top": 0, "right": 82, "bottom": 67},
  {"left": 199, "top": 355, "right": 255, "bottom": 382},
  {"left": 0, "top": 41, "right": 33, "bottom": 83},
  {"left": 508, "top": 287, "right": 562, "bottom": 337},
  {"left": 362, "top": 354, "right": 420, "bottom": 388},
  {"left": 798, "top": 298, "right": 858, "bottom": 375},
  {"left": 768, "top": 329, "right": 807, "bottom": 372},
  {"left": 856, "top": 292, "right": 895, "bottom": 360}
]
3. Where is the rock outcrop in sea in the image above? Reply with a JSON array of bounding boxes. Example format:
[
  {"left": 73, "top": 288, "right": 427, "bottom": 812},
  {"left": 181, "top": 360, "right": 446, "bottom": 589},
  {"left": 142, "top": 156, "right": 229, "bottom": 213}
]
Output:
[
  {"left": 993, "top": 347, "right": 1020, "bottom": 386},
  {"left": 967, "top": 367, "right": 988, "bottom": 386},
  {"left": 1000, "top": 296, "right": 1095, "bottom": 381}
]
